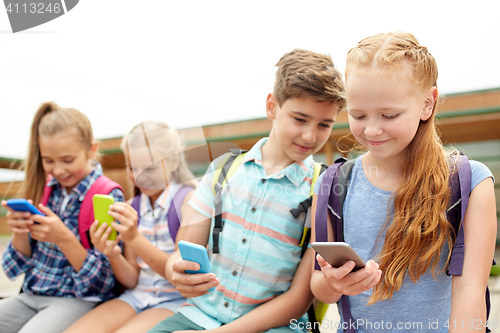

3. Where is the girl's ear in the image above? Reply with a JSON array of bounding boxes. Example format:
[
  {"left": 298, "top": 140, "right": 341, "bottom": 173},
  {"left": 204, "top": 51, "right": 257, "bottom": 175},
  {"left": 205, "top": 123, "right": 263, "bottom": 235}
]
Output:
[
  {"left": 87, "top": 141, "right": 99, "bottom": 160},
  {"left": 421, "top": 86, "right": 438, "bottom": 121},
  {"left": 266, "top": 93, "right": 278, "bottom": 120}
]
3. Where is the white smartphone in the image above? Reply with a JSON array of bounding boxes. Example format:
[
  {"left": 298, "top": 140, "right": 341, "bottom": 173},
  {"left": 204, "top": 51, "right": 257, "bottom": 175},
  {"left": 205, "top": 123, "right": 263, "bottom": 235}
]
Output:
[{"left": 312, "top": 242, "right": 366, "bottom": 272}]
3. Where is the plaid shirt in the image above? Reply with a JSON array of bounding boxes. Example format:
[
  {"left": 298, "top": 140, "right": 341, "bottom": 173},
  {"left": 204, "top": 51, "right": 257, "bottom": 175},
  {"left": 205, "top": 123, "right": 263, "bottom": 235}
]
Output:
[{"left": 1, "top": 163, "right": 124, "bottom": 301}]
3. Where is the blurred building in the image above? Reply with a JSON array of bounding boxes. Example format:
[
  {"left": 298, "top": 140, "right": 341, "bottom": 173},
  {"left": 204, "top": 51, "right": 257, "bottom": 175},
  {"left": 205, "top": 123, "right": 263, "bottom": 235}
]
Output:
[{"left": 1, "top": 87, "right": 499, "bottom": 238}]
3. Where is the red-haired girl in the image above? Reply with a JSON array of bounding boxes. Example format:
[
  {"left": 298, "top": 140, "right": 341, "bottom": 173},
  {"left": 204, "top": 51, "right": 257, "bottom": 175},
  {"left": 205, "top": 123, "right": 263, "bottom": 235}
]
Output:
[{"left": 311, "top": 32, "right": 496, "bottom": 332}]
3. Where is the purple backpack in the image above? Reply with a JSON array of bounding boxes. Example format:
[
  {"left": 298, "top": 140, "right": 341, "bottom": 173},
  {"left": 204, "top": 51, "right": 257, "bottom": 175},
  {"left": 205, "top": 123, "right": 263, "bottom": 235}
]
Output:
[
  {"left": 314, "top": 154, "right": 494, "bottom": 333},
  {"left": 131, "top": 186, "right": 192, "bottom": 242}
]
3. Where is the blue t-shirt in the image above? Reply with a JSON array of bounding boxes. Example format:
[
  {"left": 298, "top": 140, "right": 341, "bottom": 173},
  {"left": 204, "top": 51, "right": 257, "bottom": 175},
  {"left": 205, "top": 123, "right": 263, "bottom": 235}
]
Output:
[{"left": 314, "top": 156, "right": 494, "bottom": 332}]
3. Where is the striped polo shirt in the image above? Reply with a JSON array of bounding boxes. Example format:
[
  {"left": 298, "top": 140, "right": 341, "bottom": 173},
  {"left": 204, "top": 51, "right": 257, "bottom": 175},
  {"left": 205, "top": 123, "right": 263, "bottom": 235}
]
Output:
[
  {"left": 126, "top": 183, "right": 186, "bottom": 307},
  {"left": 179, "top": 138, "right": 314, "bottom": 329}
]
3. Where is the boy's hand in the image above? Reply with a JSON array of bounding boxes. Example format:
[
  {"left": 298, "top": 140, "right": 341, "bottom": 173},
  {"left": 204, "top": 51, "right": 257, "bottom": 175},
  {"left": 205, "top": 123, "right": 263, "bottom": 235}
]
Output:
[
  {"left": 316, "top": 254, "right": 382, "bottom": 296},
  {"left": 29, "top": 203, "right": 74, "bottom": 245},
  {"left": 171, "top": 257, "right": 219, "bottom": 298},
  {"left": 1, "top": 200, "right": 34, "bottom": 234},
  {"left": 107, "top": 202, "right": 139, "bottom": 243},
  {"left": 89, "top": 220, "right": 122, "bottom": 258}
]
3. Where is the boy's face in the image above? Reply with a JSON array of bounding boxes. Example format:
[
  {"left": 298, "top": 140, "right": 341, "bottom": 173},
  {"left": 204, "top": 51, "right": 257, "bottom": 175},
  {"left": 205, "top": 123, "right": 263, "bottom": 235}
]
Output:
[{"left": 266, "top": 95, "right": 338, "bottom": 162}]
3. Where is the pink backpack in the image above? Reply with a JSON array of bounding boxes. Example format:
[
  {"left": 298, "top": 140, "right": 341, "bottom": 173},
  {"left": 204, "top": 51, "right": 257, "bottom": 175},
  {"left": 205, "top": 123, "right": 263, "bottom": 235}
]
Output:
[{"left": 41, "top": 175, "right": 124, "bottom": 249}]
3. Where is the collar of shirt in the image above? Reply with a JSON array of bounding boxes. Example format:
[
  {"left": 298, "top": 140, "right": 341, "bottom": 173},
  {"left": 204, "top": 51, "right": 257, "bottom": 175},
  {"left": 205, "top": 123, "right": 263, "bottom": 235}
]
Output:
[
  {"left": 46, "top": 162, "right": 104, "bottom": 202},
  {"left": 139, "top": 181, "right": 181, "bottom": 216},
  {"left": 242, "top": 137, "right": 314, "bottom": 187}
]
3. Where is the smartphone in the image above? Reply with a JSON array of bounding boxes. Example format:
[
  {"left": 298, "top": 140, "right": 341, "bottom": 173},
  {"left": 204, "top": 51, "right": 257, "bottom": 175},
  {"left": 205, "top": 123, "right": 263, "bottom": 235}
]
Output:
[
  {"left": 6, "top": 199, "right": 45, "bottom": 216},
  {"left": 312, "top": 242, "right": 366, "bottom": 272},
  {"left": 92, "top": 194, "right": 117, "bottom": 241},
  {"left": 178, "top": 240, "right": 215, "bottom": 291}
]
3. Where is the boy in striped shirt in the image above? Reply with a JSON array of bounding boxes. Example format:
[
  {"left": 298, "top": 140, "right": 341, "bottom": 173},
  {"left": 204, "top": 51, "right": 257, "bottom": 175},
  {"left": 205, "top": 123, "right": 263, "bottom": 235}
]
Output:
[{"left": 149, "top": 49, "right": 346, "bottom": 333}]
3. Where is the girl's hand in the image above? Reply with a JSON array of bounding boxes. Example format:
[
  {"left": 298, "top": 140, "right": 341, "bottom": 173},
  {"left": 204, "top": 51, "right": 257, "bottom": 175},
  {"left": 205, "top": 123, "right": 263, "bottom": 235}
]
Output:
[
  {"left": 317, "top": 254, "right": 382, "bottom": 296},
  {"left": 89, "top": 220, "right": 122, "bottom": 258},
  {"left": 29, "top": 203, "right": 74, "bottom": 245},
  {"left": 107, "top": 202, "right": 139, "bottom": 243},
  {"left": 1, "top": 200, "right": 34, "bottom": 234},
  {"left": 170, "top": 257, "right": 219, "bottom": 298}
]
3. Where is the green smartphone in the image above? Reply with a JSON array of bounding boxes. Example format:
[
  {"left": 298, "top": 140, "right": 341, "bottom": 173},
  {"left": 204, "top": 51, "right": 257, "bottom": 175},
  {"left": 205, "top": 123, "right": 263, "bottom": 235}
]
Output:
[{"left": 92, "top": 194, "right": 117, "bottom": 240}]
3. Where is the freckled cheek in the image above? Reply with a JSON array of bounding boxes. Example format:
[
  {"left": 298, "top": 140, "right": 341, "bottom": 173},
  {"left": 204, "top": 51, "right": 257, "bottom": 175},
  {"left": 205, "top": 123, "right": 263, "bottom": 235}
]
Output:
[
  {"left": 348, "top": 123, "right": 364, "bottom": 141},
  {"left": 391, "top": 126, "right": 414, "bottom": 143}
]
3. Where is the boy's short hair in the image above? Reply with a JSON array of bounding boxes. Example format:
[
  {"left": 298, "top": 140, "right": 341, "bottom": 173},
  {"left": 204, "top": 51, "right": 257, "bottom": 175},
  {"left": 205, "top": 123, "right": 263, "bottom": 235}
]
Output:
[{"left": 273, "top": 49, "right": 346, "bottom": 109}]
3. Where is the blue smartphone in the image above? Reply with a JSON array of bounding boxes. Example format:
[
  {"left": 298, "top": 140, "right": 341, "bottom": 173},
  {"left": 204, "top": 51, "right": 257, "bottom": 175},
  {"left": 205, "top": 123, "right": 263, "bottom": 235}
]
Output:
[
  {"left": 6, "top": 199, "right": 45, "bottom": 216},
  {"left": 178, "top": 240, "right": 215, "bottom": 291}
]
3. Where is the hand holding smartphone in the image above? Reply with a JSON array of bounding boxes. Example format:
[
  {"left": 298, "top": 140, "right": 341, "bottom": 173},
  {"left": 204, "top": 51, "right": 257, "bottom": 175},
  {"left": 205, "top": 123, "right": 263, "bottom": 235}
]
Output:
[
  {"left": 312, "top": 242, "right": 366, "bottom": 272},
  {"left": 92, "top": 194, "right": 117, "bottom": 240},
  {"left": 6, "top": 199, "right": 45, "bottom": 217},
  {"left": 178, "top": 240, "right": 215, "bottom": 291}
]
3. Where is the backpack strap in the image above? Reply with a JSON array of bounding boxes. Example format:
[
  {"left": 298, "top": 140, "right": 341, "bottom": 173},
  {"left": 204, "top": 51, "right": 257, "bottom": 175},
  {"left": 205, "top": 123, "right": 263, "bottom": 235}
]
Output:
[
  {"left": 314, "top": 158, "right": 351, "bottom": 256},
  {"left": 41, "top": 177, "right": 54, "bottom": 206},
  {"left": 294, "top": 162, "right": 328, "bottom": 258},
  {"left": 40, "top": 175, "right": 123, "bottom": 250},
  {"left": 291, "top": 163, "right": 327, "bottom": 218},
  {"left": 446, "top": 154, "right": 493, "bottom": 333},
  {"left": 314, "top": 157, "right": 355, "bottom": 333},
  {"left": 131, "top": 194, "right": 142, "bottom": 238},
  {"left": 212, "top": 149, "right": 247, "bottom": 254},
  {"left": 79, "top": 175, "right": 123, "bottom": 249},
  {"left": 131, "top": 194, "right": 141, "bottom": 220},
  {"left": 166, "top": 186, "right": 193, "bottom": 242},
  {"left": 446, "top": 154, "right": 471, "bottom": 276},
  {"left": 211, "top": 149, "right": 247, "bottom": 195}
]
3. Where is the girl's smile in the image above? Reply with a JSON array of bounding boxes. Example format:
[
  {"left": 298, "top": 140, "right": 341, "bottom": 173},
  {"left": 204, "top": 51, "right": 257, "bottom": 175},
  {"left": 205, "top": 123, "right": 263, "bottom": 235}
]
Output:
[
  {"left": 366, "top": 139, "right": 390, "bottom": 146},
  {"left": 345, "top": 65, "right": 433, "bottom": 165},
  {"left": 38, "top": 128, "right": 96, "bottom": 193}
]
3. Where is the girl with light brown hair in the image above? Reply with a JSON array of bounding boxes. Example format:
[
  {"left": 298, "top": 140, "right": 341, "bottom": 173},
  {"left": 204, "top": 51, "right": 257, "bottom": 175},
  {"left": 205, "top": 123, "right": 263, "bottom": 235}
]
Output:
[
  {"left": 311, "top": 32, "right": 496, "bottom": 332},
  {"left": 0, "top": 102, "right": 125, "bottom": 333}
]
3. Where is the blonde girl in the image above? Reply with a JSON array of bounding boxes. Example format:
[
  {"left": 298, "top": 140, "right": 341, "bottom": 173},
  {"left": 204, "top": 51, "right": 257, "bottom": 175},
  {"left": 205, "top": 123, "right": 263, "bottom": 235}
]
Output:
[
  {"left": 0, "top": 102, "right": 125, "bottom": 333},
  {"left": 65, "top": 121, "right": 196, "bottom": 333},
  {"left": 311, "top": 32, "right": 496, "bottom": 332}
]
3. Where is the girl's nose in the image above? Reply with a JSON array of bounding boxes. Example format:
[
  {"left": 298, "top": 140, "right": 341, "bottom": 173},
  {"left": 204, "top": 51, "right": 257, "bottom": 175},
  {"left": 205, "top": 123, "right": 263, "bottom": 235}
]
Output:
[
  {"left": 364, "top": 121, "right": 383, "bottom": 137},
  {"left": 53, "top": 164, "right": 65, "bottom": 176}
]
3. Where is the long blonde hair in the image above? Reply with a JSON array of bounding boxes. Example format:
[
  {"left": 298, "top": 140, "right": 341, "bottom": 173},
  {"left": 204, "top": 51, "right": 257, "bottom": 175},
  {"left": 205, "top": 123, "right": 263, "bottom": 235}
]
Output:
[
  {"left": 22, "top": 102, "right": 96, "bottom": 205},
  {"left": 346, "top": 32, "right": 452, "bottom": 304},
  {"left": 120, "top": 121, "right": 197, "bottom": 197}
]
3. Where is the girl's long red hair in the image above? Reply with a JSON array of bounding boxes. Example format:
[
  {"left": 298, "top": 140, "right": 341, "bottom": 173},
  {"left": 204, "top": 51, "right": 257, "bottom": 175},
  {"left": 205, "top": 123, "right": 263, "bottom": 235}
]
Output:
[{"left": 346, "top": 32, "right": 453, "bottom": 304}]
